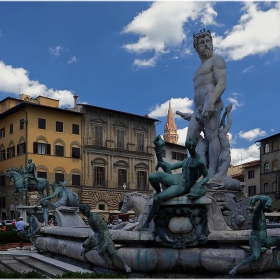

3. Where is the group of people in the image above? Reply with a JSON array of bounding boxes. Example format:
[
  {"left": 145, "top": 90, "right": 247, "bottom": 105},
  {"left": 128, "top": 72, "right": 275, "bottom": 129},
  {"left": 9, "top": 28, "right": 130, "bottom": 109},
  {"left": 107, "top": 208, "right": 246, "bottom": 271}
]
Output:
[{"left": 0, "top": 217, "right": 26, "bottom": 232}]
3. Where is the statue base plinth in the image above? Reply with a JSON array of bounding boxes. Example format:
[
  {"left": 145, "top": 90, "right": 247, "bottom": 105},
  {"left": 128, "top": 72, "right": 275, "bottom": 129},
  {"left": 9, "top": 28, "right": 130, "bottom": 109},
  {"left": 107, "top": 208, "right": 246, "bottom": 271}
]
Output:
[{"left": 54, "top": 206, "right": 85, "bottom": 227}]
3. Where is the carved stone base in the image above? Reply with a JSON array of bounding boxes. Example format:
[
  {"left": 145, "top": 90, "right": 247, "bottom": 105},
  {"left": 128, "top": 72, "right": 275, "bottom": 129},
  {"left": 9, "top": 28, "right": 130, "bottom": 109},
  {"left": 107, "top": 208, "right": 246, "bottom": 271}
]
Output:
[
  {"left": 54, "top": 206, "right": 85, "bottom": 227},
  {"left": 153, "top": 196, "right": 212, "bottom": 248}
]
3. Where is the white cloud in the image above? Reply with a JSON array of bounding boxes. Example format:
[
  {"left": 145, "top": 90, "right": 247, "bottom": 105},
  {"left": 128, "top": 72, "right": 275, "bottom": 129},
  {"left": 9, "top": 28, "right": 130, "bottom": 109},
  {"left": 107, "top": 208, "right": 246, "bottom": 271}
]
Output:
[
  {"left": 0, "top": 61, "right": 74, "bottom": 107},
  {"left": 230, "top": 144, "right": 260, "bottom": 166},
  {"left": 134, "top": 56, "right": 158, "bottom": 68},
  {"left": 148, "top": 97, "right": 193, "bottom": 118},
  {"left": 228, "top": 132, "right": 237, "bottom": 146},
  {"left": 177, "top": 127, "right": 188, "bottom": 146},
  {"left": 242, "top": 66, "right": 254, "bottom": 73},
  {"left": 67, "top": 56, "right": 77, "bottom": 65},
  {"left": 122, "top": 1, "right": 218, "bottom": 67},
  {"left": 232, "top": 92, "right": 241, "bottom": 96},
  {"left": 215, "top": 2, "right": 280, "bottom": 60},
  {"left": 227, "top": 96, "right": 244, "bottom": 110},
  {"left": 123, "top": 2, "right": 280, "bottom": 66},
  {"left": 238, "top": 128, "right": 266, "bottom": 141},
  {"left": 49, "top": 46, "right": 64, "bottom": 56},
  {"left": 200, "top": 2, "right": 218, "bottom": 26}
]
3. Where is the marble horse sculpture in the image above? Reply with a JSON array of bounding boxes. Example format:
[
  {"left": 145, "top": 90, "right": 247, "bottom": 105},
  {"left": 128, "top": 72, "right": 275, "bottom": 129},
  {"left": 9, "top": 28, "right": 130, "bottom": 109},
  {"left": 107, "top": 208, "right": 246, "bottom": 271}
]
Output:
[
  {"left": 112, "top": 192, "right": 149, "bottom": 231},
  {"left": 120, "top": 192, "right": 149, "bottom": 222},
  {"left": 6, "top": 167, "right": 50, "bottom": 205}
]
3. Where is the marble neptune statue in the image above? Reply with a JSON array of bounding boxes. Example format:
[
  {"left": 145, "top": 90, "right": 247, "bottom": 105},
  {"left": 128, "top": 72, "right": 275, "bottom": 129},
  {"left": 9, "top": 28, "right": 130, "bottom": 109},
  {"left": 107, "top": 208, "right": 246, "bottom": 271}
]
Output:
[{"left": 176, "top": 29, "right": 226, "bottom": 178}]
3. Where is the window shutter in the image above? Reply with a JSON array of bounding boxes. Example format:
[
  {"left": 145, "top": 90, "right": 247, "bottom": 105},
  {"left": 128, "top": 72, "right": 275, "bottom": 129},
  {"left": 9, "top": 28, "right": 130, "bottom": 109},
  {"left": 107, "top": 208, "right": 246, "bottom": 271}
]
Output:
[
  {"left": 55, "top": 145, "right": 64, "bottom": 156},
  {"left": 72, "top": 147, "right": 80, "bottom": 158},
  {"left": 94, "top": 167, "right": 97, "bottom": 185},
  {"left": 143, "top": 171, "right": 147, "bottom": 190},
  {"left": 47, "top": 144, "right": 51, "bottom": 155},
  {"left": 72, "top": 174, "right": 80, "bottom": 186},
  {"left": 17, "top": 144, "right": 19, "bottom": 155},
  {"left": 137, "top": 171, "right": 140, "bottom": 187},
  {"left": 95, "top": 126, "right": 103, "bottom": 146},
  {"left": 76, "top": 148, "right": 80, "bottom": 158},
  {"left": 117, "top": 130, "right": 124, "bottom": 149},
  {"left": 102, "top": 168, "right": 105, "bottom": 187},
  {"left": 118, "top": 169, "right": 122, "bottom": 186},
  {"left": 33, "top": 142, "right": 38, "bottom": 153},
  {"left": 55, "top": 173, "right": 64, "bottom": 184}
]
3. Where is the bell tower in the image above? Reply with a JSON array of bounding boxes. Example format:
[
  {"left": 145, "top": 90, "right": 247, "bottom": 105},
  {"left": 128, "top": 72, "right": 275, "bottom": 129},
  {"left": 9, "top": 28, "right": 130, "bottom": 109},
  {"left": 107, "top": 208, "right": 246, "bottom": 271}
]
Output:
[{"left": 163, "top": 100, "right": 178, "bottom": 144}]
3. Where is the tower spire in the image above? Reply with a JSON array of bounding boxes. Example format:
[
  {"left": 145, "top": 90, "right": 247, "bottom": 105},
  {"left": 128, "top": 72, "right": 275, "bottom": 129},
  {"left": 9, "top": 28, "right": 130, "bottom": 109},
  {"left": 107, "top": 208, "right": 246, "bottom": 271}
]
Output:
[{"left": 163, "top": 100, "right": 178, "bottom": 144}]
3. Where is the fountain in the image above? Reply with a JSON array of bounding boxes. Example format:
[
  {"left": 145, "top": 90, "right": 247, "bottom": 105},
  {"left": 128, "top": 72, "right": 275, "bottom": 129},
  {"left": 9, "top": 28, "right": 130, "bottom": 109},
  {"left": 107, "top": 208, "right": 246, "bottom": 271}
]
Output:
[{"left": 11, "top": 29, "right": 280, "bottom": 277}]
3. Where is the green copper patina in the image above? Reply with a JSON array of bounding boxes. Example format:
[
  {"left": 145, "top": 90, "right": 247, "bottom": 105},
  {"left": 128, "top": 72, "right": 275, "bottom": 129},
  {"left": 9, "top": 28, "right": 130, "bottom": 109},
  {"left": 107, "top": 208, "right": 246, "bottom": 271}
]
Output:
[
  {"left": 40, "top": 181, "right": 79, "bottom": 225},
  {"left": 18, "top": 207, "right": 41, "bottom": 241},
  {"left": 79, "top": 204, "right": 131, "bottom": 273},
  {"left": 152, "top": 135, "right": 172, "bottom": 174},
  {"left": 138, "top": 138, "right": 209, "bottom": 231},
  {"left": 229, "top": 195, "right": 280, "bottom": 275}
]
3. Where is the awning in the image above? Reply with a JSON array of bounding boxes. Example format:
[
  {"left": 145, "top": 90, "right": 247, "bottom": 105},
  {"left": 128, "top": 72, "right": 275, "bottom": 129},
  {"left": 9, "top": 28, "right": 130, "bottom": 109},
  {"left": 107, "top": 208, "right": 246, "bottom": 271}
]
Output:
[
  {"left": 91, "top": 209, "right": 109, "bottom": 214},
  {"left": 265, "top": 212, "right": 280, "bottom": 217},
  {"left": 109, "top": 210, "right": 120, "bottom": 214}
]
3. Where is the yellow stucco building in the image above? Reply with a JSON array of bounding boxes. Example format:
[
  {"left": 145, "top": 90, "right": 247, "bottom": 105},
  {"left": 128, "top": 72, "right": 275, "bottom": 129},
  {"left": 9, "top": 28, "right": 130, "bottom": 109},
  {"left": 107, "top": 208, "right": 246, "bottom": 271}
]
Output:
[{"left": 0, "top": 94, "right": 83, "bottom": 219}]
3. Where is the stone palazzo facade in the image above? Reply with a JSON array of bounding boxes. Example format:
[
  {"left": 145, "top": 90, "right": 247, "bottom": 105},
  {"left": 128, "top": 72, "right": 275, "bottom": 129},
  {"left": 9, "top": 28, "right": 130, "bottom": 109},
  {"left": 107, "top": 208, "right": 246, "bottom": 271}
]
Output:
[{"left": 74, "top": 104, "right": 158, "bottom": 211}]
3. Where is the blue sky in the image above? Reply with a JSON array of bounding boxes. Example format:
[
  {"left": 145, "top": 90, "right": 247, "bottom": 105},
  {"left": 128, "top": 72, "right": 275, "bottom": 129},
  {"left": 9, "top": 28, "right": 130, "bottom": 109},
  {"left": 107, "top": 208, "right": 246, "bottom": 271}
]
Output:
[{"left": 0, "top": 1, "right": 279, "bottom": 166}]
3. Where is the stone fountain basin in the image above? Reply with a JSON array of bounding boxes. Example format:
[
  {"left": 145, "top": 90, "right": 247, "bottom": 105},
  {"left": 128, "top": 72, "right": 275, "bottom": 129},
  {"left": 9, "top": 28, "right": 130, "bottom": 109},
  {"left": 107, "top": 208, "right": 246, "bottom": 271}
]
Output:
[{"left": 36, "top": 226, "right": 280, "bottom": 274}]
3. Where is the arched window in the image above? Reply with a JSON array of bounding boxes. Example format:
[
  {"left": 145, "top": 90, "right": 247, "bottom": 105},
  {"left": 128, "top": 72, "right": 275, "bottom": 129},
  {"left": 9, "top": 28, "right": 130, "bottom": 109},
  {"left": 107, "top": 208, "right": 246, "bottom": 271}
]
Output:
[
  {"left": 34, "top": 138, "right": 50, "bottom": 155},
  {"left": 55, "top": 171, "right": 64, "bottom": 184},
  {"left": 37, "top": 168, "right": 48, "bottom": 179},
  {"left": 17, "top": 138, "right": 26, "bottom": 156},
  {"left": 0, "top": 145, "right": 5, "bottom": 161},
  {"left": 55, "top": 141, "right": 64, "bottom": 157},
  {"left": 264, "top": 163, "right": 269, "bottom": 173},
  {"left": 7, "top": 142, "right": 15, "bottom": 159},
  {"left": 272, "top": 160, "right": 278, "bottom": 171},
  {"left": 273, "top": 141, "right": 278, "bottom": 151},
  {"left": 264, "top": 183, "right": 269, "bottom": 193},
  {"left": 272, "top": 181, "right": 277, "bottom": 192},
  {"left": 71, "top": 171, "right": 80, "bottom": 186},
  {"left": 264, "top": 143, "right": 270, "bottom": 153}
]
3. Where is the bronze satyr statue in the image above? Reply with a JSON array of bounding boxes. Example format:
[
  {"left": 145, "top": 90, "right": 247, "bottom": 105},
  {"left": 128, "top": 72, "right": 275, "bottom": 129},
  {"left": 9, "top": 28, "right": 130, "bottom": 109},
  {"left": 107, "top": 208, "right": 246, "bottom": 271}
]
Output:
[
  {"left": 40, "top": 181, "right": 79, "bottom": 225},
  {"left": 18, "top": 207, "right": 41, "bottom": 242},
  {"left": 138, "top": 138, "right": 209, "bottom": 231},
  {"left": 229, "top": 195, "right": 280, "bottom": 275},
  {"left": 79, "top": 204, "right": 131, "bottom": 273},
  {"left": 152, "top": 135, "right": 172, "bottom": 174}
]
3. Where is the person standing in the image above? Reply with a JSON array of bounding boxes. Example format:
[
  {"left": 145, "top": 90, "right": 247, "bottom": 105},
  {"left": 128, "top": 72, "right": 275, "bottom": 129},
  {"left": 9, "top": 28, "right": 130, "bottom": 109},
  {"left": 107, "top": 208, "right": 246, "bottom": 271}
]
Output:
[
  {"left": 16, "top": 217, "right": 26, "bottom": 231},
  {"left": 0, "top": 221, "right": 7, "bottom": 231},
  {"left": 12, "top": 219, "right": 16, "bottom": 227}
]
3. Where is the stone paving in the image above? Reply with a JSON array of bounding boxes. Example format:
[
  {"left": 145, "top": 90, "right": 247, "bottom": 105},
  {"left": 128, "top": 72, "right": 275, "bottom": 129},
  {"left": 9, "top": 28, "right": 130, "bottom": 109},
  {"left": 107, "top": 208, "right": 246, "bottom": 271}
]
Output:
[{"left": 0, "top": 247, "right": 93, "bottom": 277}]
